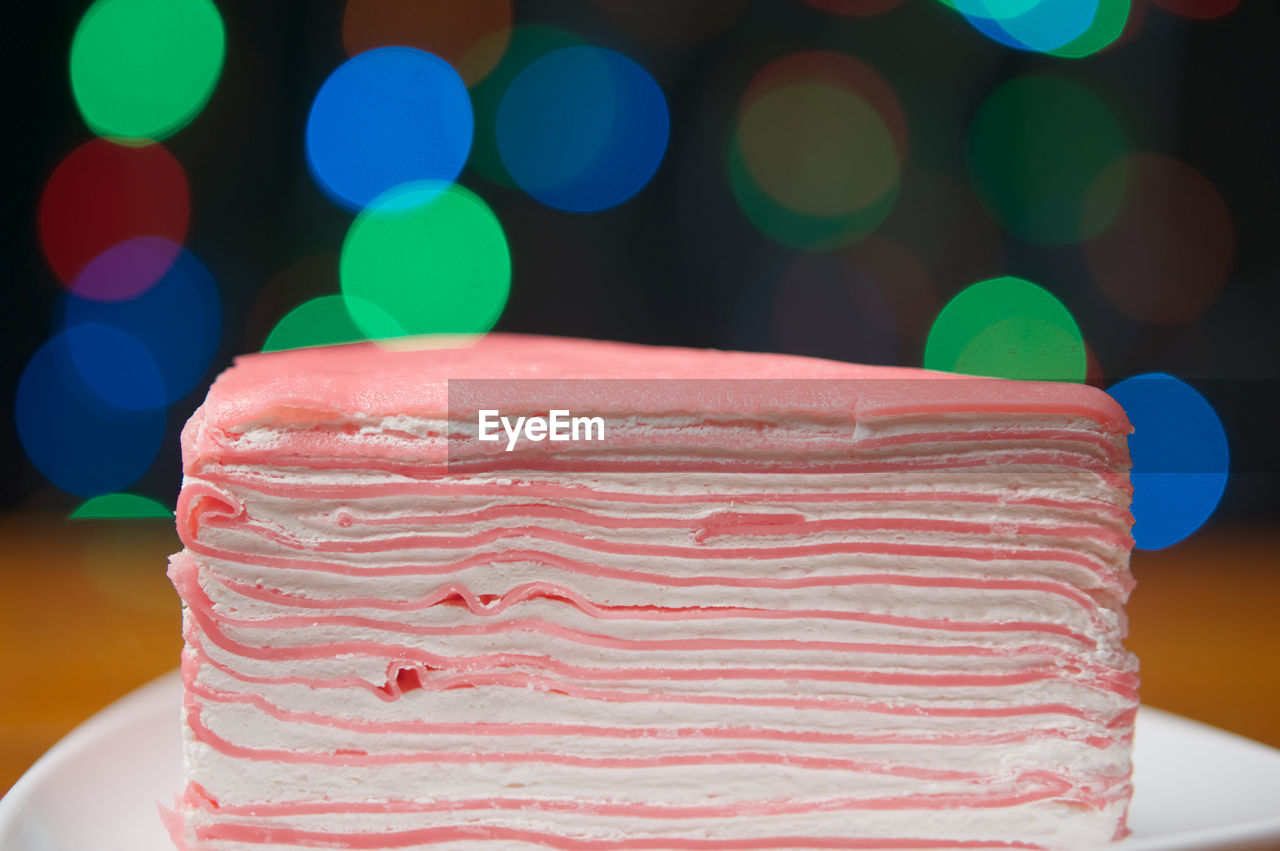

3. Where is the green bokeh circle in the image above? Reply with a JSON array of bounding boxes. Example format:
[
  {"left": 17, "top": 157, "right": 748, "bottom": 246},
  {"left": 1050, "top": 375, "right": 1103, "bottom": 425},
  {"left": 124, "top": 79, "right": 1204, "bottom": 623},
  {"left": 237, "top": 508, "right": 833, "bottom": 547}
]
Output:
[
  {"left": 70, "top": 492, "right": 172, "bottom": 519},
  {"left": 340, "top": 183, "right": 512, "bottom": 339},
  {"left": 965, "top": 75, "right": 1127, "bottom": 245},
  {"left": 71, "top": 0, "right": 225, "bottom": 141},
  {"left": 924, "top": 276, "right": 1086, "bottom": 382},
  {"left": 262, "top": 295, "right": 406, "bottom": 352},
  {"left": 933, "top": 0, "right": 1130, "bottom": 58},
  {"left": 1051, "top": 0, "right": 1130, "bottom": 58}
]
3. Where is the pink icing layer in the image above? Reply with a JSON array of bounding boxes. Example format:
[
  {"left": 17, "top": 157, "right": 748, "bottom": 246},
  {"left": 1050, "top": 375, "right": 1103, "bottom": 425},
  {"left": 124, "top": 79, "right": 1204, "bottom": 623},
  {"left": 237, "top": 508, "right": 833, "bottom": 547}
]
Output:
[{"left": 191, "top": 332, "right": 1131, "bottom": 431}]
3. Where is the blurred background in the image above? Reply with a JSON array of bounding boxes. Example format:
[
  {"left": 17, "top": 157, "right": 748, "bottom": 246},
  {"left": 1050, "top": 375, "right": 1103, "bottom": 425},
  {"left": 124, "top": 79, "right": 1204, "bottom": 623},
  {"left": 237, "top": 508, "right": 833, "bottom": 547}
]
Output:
[{"left": 2, "top": 0, "right": 1277, "bottom": 794}]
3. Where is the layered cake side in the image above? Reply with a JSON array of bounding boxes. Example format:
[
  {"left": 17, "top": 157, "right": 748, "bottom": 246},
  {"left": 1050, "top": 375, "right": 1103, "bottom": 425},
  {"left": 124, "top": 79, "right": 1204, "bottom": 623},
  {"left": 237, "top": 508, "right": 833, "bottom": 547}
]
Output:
[{"left": 167, "top": 333, "right": 1138, "bottom": 850}]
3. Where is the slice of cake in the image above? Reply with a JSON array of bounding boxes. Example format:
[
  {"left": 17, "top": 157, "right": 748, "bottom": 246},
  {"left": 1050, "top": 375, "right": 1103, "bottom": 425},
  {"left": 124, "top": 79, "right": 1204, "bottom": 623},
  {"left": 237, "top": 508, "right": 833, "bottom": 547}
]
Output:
[{"left": 167, "top": 333, "right": 1137, "bottom": 849}]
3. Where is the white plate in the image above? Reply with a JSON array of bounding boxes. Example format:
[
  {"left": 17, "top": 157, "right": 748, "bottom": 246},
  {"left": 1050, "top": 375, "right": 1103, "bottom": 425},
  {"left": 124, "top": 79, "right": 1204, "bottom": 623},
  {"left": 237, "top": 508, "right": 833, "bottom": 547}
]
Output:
[{"left": 2, "top": 671, "right": 1279, "bottom": 850}]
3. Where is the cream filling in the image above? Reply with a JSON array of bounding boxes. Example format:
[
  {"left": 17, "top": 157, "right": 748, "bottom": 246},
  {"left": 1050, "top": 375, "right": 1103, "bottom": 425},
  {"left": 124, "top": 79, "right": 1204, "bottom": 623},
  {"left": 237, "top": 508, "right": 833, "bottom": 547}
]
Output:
[{"left": 177, "top": 409, "right": 1134, "bottom": 846}]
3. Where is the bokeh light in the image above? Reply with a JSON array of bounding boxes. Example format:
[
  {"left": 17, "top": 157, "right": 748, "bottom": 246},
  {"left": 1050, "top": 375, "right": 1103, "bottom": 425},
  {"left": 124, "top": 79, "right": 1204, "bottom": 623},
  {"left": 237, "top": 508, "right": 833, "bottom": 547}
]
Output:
[
  {"left": 966, "top": 75, "right": 1128, "bottom": 245},
  {"left": 925, "top": 276, "right": 1086, "bottom": 381},
  {"left": 949, "top": 0, "right": 1042, "bottom": 11},
  {"left": 1084, "top": 153, "right": 1234, "bottom": 325},
  {"left": 881, "top": 171, "right": 1004, "bottom": 292},
  {"left": 70, "top": 0, "right": 224, "bottom": 141},
  {"left": 947, "top": 0, "right": 1100, "bottom": 53},
  {"left": 1107, "top": 373, "right": 1229, "bottom": 550},
  {"left": 341, "top": 0, "right": 512, "bottom": 86},
  {"left": 1084, "top": 342, "right": 1106, "bottom": 388},
  {"left": 730, "top": 52, "right": 905, "bottom": 250},
  {"left": 58, "top": 246, "right": 221, "bottom": 405},
  {"left": 306, "top": 47, "right": 473, "bottom": 211},
  {"left": 16, "top": 330, "right": 167, "bottom": 497},
  {"left": 62, "top": 322, "right": 167, "bottom": 411},
  {"left": 262, "top": 294, "right": 404, "bottom": 352},
  {"left": 497, "top": 46, "right": 669, "bottom": 212},
  {"left": 596, "top": 0, "right": 748, "bottom": 43},
  {"left": 1116, "top": 0, "right": 1153, "bottom": 47},
  {"left": 739, "top": 53, "right": 909, "bottom": 157},
  {"left": 70, "top": 236, "right": 182, "bottom": 302},
  {"left": 245, "top": 254, "right": 338, "bottom": 351},
  {"left": 70, "top": 493, "right": 172, "bottom": 520},
  {"left": 341, "top": 182, "right": 511, "bottom": 338},
  {"left": 775, "top": 253, "right": 899, "bottom": 365},
  {"left": 806, "top": 0, "right": 908, "bottom": 15},
  {"left": 728, "top": 145, "right": 898, "bottom": 252},
  {"left": 38, "top": 139, "right": 189, "bottom": 286},
  {"left": 936, "top": 0, "right": 1133, "bottom": 57},
  {"left": 1050, "top": 0, "right": 1132, "bottom": 58},
  {"left": 741, "top": 86, "right": 896, "bottom": 218},
  {"left": 1152, "top": 0, "right": 1238, "bottom": 19},
  {"left": 469, "top": 26, "right": 585, "bottom": 188},
  {"left": 840, "top": 235, "right": 939, "bottom": 351}
]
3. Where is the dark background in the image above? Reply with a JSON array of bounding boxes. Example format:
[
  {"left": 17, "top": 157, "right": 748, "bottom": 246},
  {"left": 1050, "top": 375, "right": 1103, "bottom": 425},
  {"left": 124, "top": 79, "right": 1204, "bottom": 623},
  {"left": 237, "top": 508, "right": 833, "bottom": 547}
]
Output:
[{"left": 3, "top": 0, "right": 1277, "bottom": 522}]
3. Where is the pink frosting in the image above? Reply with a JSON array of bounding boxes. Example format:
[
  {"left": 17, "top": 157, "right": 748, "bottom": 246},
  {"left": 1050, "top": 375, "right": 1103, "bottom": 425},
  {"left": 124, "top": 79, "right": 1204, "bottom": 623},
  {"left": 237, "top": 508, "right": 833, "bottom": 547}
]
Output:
[{"left": 193, "top": 333, "right": 1131, "bottom": 427}]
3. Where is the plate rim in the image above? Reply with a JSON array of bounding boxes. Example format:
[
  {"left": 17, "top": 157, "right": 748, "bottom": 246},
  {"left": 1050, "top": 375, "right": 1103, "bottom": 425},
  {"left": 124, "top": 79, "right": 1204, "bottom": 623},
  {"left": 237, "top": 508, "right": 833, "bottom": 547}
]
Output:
[
  {"left": 0, "top": 670, "right": 180, "bottom": 818},
  {"left": 1121, "top": 705, "right": 1280, "bottom": 850}
]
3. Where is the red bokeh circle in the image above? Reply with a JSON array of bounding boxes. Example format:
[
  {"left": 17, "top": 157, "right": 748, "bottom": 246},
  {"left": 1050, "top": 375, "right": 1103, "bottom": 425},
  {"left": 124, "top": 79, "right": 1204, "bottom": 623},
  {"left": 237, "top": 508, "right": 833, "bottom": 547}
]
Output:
[{"left": 38, "top": 139, "right": 190, "bottom": 287}]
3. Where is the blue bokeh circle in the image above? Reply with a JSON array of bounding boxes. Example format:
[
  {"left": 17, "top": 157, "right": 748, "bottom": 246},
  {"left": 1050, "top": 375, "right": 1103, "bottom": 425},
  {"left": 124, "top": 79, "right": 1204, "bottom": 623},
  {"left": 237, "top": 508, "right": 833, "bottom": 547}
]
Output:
[
  {"left": 956, "top": 0, "right": 1099, "bottom": 53},
  {"left": 497, "top": 46, "right": 669, "bottom": 213},
  {"left": 306, "top": 47, "right": 474, "bottom": 211},
  {"left": 1107, "top": 373, "right": 1229, "bottom": 550},
  {"left": 16, "top": 329, "right": 167, "bottom": 497},
  {"left": 65, "top": 321, "right": 168, "bottom": 411},
  {"left": 59, "top": 244, "right": 221, "bottom": 406}
]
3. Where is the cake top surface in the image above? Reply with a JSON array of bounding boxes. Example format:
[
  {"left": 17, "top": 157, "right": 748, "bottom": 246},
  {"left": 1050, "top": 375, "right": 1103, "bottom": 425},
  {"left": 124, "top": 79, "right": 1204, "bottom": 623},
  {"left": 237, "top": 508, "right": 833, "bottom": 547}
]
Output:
[{"left": 197, "top": 333, "right": 1130, "bottom": 431}]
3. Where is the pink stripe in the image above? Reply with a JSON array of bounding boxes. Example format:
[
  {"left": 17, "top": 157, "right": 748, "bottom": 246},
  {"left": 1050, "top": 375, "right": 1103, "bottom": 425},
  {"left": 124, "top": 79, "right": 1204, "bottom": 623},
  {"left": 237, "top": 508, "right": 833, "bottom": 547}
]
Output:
[
  {"left": 308, "top": 504, "right": 1130, "bottom": 550},
  {"left": 196, "top": 609, "right": 1124, "bottom": 685},
  {"left": 185, "top": 676, "right": 1127, "bottom": 751},
  {"left": 179, "top": 541, "right": 1119, "bottom": 620},
  {"left": 186, "top": 698, "right": 1010, "bottom": 779},
  {"left": 185, "top": 631, "right": 1114, "bottom": 723},
  {"left": 174, "top": 558, "right": 1137, "bottom": 700},
  {"left": 209, "top": 570, "right": 1096, "bottom": 647},
  {"left": 198, "top": 786, "right": 1123, "bottom": 820},
  {"left": 195, "top": 470, "right": 1133, "bottom": 522},
  {"left": 198, "top": 512, "right": 1118, "bottom": 578},
  {"left": 442, "top": 455, "right": 1127, "bottom": 484},
  {"left": 301, "top": 434, "right": 1114, "bottom": 466},
  {"left": 188, "top": 776, "right": 1126, "bottom": 820},
  {"left": 191, "top": 604, "right": 1136, "bottom": 698},
  {"left": 199, "top": 444, "right": 1123, "bottom": 481},
  {"left": 194, "top": 821, "right": 1043, "bottom": 849},
  {"left": 190, "top": 567, "right": 1101, "bottom": 657},
  {"left": 227, "top": 421, "right": 1122, "bottom": 460},
  {"left": 201, "top": 617, "right": 1136, "bottom": 699}
]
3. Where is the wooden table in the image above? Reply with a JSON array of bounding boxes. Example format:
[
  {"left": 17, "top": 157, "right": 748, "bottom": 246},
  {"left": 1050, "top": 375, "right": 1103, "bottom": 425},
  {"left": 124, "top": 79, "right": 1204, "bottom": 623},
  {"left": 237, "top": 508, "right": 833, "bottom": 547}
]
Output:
[{"left": 2, "top": 512, "right": 1278, "bottom": 795}]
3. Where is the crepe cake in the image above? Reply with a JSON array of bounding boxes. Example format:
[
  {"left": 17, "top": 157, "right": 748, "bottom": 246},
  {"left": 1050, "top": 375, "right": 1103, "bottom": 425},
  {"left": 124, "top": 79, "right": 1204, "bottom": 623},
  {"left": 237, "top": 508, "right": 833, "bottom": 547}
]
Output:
[{"left": 166, "top": 332, "right": 1138, "bottom": 849}]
